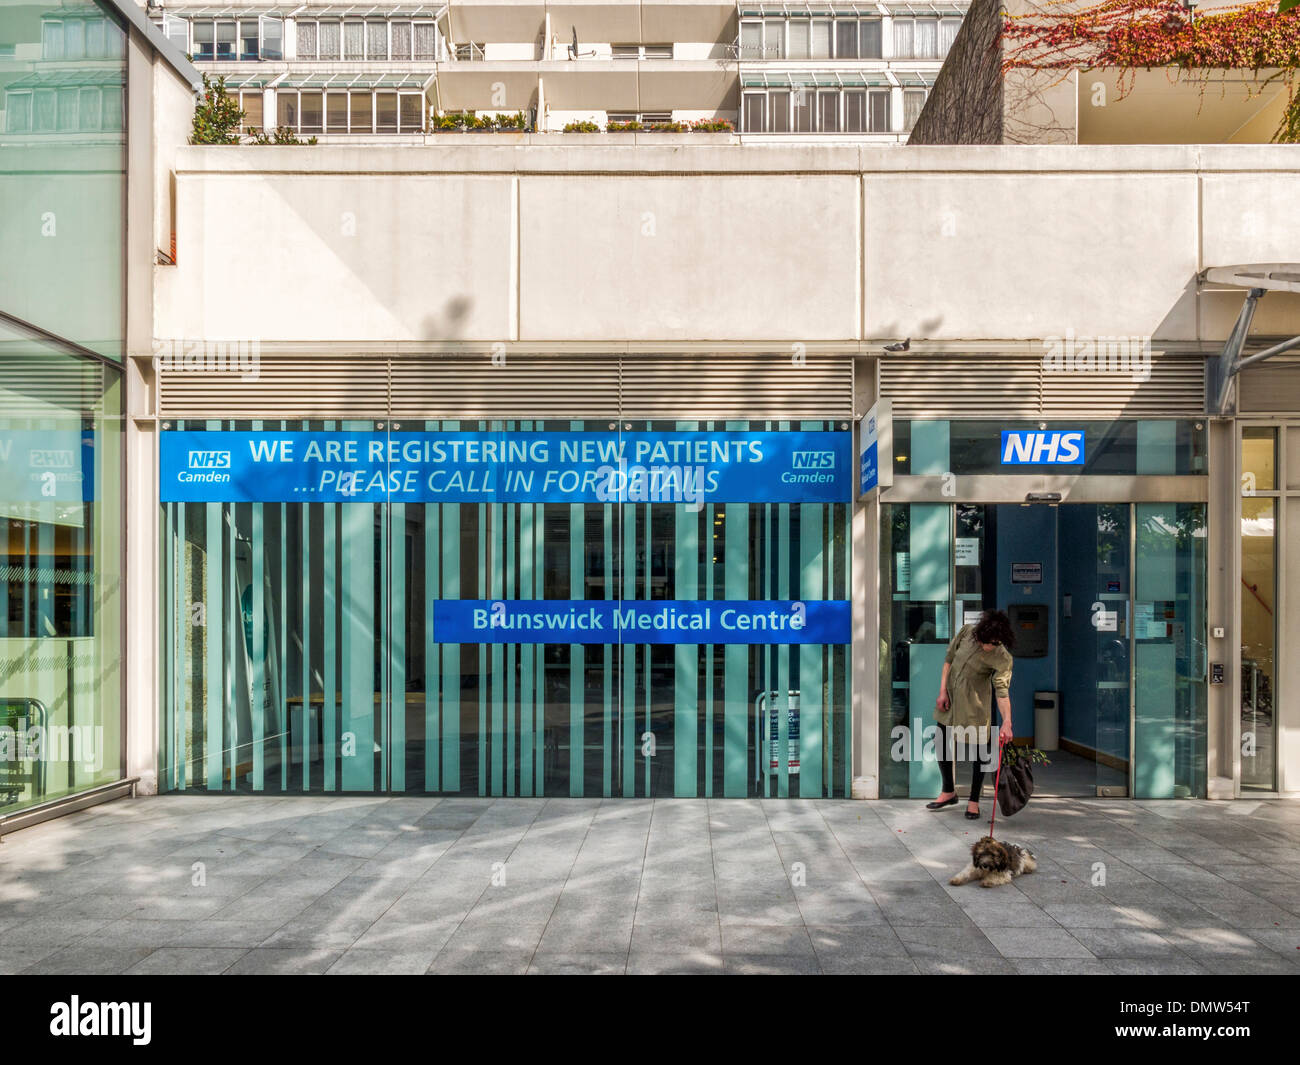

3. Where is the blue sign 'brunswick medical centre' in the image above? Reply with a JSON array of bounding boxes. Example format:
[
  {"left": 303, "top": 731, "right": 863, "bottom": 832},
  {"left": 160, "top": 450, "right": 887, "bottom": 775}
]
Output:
[{"left": 160, "top": 429, "right": 853, "bottom": 504}]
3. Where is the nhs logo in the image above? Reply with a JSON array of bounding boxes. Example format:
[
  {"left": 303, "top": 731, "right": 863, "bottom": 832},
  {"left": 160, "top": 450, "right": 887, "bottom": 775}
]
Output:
[
  {"left": 792, "top": 451, "right": 836, "bottom": 470},
  {"left": 1000, "top": 430, "right": 1084, "bottom": 465},
  {"left": 187, "top": 450, "right": 231, "bottom": 470}
]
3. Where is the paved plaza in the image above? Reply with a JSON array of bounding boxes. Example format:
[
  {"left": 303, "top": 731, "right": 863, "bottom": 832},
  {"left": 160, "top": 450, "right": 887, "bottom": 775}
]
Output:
[{"left": 2, "top": 795, "right": 1298, "bottom": 975}]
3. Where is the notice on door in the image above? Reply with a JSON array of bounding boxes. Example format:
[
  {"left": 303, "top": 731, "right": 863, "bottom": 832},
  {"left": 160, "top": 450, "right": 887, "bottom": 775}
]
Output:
[
  {"left": 1010, "top": 562, "right": 1042, "bottom": 584},
  {"left": 955, "top": 538, "right": 979, "bottom": 566}
]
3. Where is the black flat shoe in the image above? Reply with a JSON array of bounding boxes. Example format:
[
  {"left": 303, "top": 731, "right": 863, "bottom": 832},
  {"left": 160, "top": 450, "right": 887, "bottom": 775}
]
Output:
[
  {"left": 926, "top": 797, "right": 958, "bottom": 810},
  {"left": 964, "top": 807, "right": 980, "bottom": 820}
]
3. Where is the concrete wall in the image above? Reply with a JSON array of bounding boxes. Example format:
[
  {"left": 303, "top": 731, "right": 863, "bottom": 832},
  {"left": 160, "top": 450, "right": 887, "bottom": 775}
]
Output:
[{"left": 158, "top": 143, "right": 1300, "bottom": 346}]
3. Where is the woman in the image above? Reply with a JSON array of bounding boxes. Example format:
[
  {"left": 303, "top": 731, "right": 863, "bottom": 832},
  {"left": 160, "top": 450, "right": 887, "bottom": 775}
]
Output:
[{"left": 927, "top": 610, "right": 1016, "bottom": 820}]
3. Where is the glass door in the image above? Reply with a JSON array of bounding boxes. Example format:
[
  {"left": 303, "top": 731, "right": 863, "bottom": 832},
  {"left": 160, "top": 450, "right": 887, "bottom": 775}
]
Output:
[{"left": 1133, "top": 503, "right": 1208, "bottom": 798}]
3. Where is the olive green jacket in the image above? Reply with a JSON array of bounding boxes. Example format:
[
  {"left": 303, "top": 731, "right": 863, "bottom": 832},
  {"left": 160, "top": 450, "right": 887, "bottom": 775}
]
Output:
[{"left": 936, "top": 624, "right": 1013, "bottom": 733}]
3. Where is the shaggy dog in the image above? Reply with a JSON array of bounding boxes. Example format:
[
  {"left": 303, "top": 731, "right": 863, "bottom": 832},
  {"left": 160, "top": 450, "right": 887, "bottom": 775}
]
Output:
[{"left": 949, "top": 836, "right": 1037, "bottom": 888}]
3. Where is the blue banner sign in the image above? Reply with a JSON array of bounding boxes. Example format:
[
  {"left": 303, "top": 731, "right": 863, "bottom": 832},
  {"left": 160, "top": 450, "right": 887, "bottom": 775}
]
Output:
[
  {"left": 432, "top": 599, "right": 852, "bottom": 645},
  {"left": 1000, "top": 430, "right": 1085, "bottom": 465},
  {"left": 159, "top": 430, "right": 852, "bottom": 504},
  {"left": 0, "top": 430, "right": 94, "bottom": 503}
]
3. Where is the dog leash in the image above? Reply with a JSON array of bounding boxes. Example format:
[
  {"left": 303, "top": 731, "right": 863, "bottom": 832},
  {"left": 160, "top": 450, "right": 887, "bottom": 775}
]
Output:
[{"left": 988, "top": 734, "right": 1007, "bottom": 838}]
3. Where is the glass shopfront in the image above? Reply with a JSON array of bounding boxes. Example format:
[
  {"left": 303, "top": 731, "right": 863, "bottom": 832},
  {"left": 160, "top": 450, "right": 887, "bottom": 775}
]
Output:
[
  {"left": 159, "top": 419, "right": 853, "bottom": 798},
  {"left": 878, "top": 419, "right": 1209, "bottom": 799},
  {"left": 0, "top": 321, "right": 124, "bottom": 814}
]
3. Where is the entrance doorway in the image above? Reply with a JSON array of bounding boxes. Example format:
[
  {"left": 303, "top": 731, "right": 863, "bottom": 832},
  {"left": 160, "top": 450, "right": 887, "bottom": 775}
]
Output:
[{"left": 880, "top": 501, "right": 1208, "bottom": 799}]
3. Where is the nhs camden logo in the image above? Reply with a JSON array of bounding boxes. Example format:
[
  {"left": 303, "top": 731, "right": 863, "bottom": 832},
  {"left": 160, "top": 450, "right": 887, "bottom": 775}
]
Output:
[
  {"left": 791, "top": 451, "right": 836, "bottom": 470},
  {"left": 187, "top": 450, "right": 231, "bottom": 470},
  {"left": 1000, "top": 430, "right": 1085, "bottom": 465}
]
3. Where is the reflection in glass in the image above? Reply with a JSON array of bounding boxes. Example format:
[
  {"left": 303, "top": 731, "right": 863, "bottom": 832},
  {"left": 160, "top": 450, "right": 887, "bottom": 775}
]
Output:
[{"left": 0, "top": 324, "right": 124, "bottom": 814}]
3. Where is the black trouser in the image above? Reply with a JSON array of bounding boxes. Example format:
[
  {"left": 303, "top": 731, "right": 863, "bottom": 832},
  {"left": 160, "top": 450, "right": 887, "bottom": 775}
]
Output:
[{"left": 937, "top": 720, "right": 996, "bottom": 803}]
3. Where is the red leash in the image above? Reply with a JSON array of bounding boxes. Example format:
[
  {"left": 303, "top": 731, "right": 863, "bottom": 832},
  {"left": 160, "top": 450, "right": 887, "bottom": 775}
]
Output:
[{"left": 988, "top": 734, "right": 1007, "bottom": 838}]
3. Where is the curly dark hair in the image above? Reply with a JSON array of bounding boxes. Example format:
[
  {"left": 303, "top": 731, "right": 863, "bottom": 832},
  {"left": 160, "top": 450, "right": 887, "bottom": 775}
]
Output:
[{"left": 973, "top": 609, "right": 1015, "bottom": 651}]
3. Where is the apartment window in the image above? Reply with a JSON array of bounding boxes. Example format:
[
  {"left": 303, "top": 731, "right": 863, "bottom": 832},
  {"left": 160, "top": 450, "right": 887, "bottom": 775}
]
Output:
[
  {"left": 277, "top": 90, "right": 298, "bottom": 128},
  {"left": 344, "top": 21, "right": 364, "bottom": 60},
  {"left": 238, "top": 89, "right": 263, "bottom": 130},
  {"left": 43, "top": 16, "right": 122, "bottom": 60},
  {"left": 326, "top": 91, "right": 347, "bottom": 131},
  {"left": 300, "top": 90, "right": 324, "bottom": 133},
  {"left": 870, "top": 89, "right": 891, "bottom": 132},
  {"left": 367, "top": 21, "right": 387, "bottom": 60},
  {"left": 5, "top": 91, "right": 31, "bottom": 131},
  {"left": 787, "top": 19, "right": 809, "bottom": 59},
  {"left": 296, "top": 21, "right": 318, "bottom": 60},
  {"left": 903, "top": 88, "right": 927, "bottom": 130},
  {"left": 192, "top": 20, "right": 214, "bottom": 60},
  {"left": 894, "top": 17, "right": 939, "bottom": 59},
  {"left": 844, "top": 89, "right": 865, "bottom": 132},
  {"left": 612, "top": 43, "right": 673, "bottom": 60},
  {"left": 319, "top": 21, "right": 341, "bottom": 60},
  {"left": 939, "top": 17, "right": 961, "bottom": 55},
  {"left": 793, "top": 88, "right": 813, "bottom": 131},
  {"left": 350, "top": 90, "right": 372, "bottom": 131},
  {"left": 861, "top": 19, "right": 883, "bottom": 59},
  {"left": 400, "top": 93, "right": 423, "bottom": 130},
  {"left": 376, "top": 90, "right": 398, "bottom": 131},
  {"left": 413, "top": 22, "right": 438, "bottom": 59},
  {"left": 769, "top": 90, "right": 790, "bottom": 132},
  {"left": 740, "top": 21, "right": 761, "bottom": 59},
  {"left": 187, "top": 16, "right": 280, "bottom": 61},
  {"left": 811, "top": 20, "right": 831, "bottom": 59},
  {"left": 742, "top": 92, "right": 765, "bottom": 132},
  {"left": 215, "top": 20, "right": 236, "bottom": 59},
  {"left": 392, "top": 21, "right": 412, "bottom": 59},
  {"left": 42, "top": 20, "right": 63, "bottom": 59},
  {"left": 817, "top": 90, "right": 839, "bottom": 132},
  {"left": 835, "top": 20, "right": 857, "bottom": 59},
  {"left": 240, "top": 20, "right": 259, "bottom": 60}
]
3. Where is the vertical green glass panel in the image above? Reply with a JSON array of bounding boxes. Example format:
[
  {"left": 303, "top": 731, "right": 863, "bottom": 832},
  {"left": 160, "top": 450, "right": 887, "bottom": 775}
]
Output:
[
  {"left": 323, "top": 502, "right": 337, "bottom": 791},
  {"left": 340, "top": 502, "right": 375, "bottom": 791},
  {"left": 506, "top": 501, "right": 517, "bottom": 796},
  {"left": 569, "top": 501, "right": 584, "bottom": 796},
  {"left": 674, "top": 506, "right": 699, "bottom": 796},
  {"left": 1134, "top": 642, "right": 1176, "bottom": 798},
  {"left": 622, "top": 504, "right": 637, "bottom": 796},
  {"left": 518, "top": 501, "right": 533, "bottom": 795},
  {"left": 909, "top": 504, "right": 950, "bottom": 605},
  {"left": 799, "top": 505, "right": 824, "bottom": 796},
  {"left": 251, "top": 502, "right": 265, "bottom": 790},
  {"left": 603, "top": 502, "right": 613, "bottom": 797},
  {"left": 490, "top": 501, "right": 503, "bottom": 795},
  {"left": 300, "top": 493, "right": 312, "bottom": 791},
  {"left": 777, "top": 503, "right": 791, "bottom": 798},
  {"left": 389, "top": 501, "right": 406, "bottom": 793},
  {"left": 910, "top": 420, "right": 950, "bottom": 476},
  {"left": 424, "top": 502, "right": 440, "bottom": 791},
  {"left": 441, "top": 501, "right": 460, "bottom": 791},
  {"left": 204, "top": 500, "right": 225, "bottom": 789},
  {"left": 723, "top": 502, "right": 748, "bottom": 797},
  {"left": 1136, "top": 421, "right": 1177, "bottom": 475},
  {"left": 909, "top": 645, "right": 946, "bottom": 796}
]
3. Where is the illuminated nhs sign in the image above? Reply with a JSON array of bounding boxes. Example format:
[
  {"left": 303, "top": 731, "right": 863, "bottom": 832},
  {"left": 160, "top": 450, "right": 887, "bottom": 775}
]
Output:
[{"left": 1000, "top": 430, "right": 1085, "bottom": 465}]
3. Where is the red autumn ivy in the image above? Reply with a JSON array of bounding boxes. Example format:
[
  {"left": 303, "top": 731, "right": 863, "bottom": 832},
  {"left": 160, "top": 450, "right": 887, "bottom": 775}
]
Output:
[{"left": 1001, "top": 0, "right": 1300, "bottom": 141}]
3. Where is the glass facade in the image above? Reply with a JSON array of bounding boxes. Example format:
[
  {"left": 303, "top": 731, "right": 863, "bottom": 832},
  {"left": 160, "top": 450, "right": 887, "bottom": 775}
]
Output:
[
  {"left": 879, "top": 496, "right": 1207, "bottom": 799},
  {"left": 0, "top": 320, "right": 124, "bottom": 814},
  {"left": 1240, "top": 427, "right": 1277, "bottom": 791},
  {"left": 0, "top": 0, "right": 127, "bottom": 359},
  {"left": 159, "top": 420, "right": 852, "bottom": 798}
]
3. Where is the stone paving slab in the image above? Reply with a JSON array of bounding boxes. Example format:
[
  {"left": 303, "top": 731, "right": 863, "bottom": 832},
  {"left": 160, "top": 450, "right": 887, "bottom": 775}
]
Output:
[{"left": 1, "top": 795, "right": 1297, "bottom": 975}]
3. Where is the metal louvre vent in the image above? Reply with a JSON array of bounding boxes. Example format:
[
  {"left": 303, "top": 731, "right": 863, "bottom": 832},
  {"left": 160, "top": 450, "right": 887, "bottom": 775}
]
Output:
[
  {"left": 158, "top": 356, "right": 389, "bottom": 419},
  {"left": 389, "top": 356, "right": 620, "bottom": 420},
  {"left": 621, "top": 354, "right": 853, "bottom": 421},
  {"left": 1239, "top": 357, "right": 1300, "bottom": 413},
  {"left": 882, "top": 352, "right": 1206, "bottom": 418},
  {"left": 158, "top": 353, "right": 856, "bottom": 421}
]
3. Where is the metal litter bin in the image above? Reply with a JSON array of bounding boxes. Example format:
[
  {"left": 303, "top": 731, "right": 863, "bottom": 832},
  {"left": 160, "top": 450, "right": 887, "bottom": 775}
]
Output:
[{"left": 1033, "top": 691, "right": 1059, "bottom": 751}]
